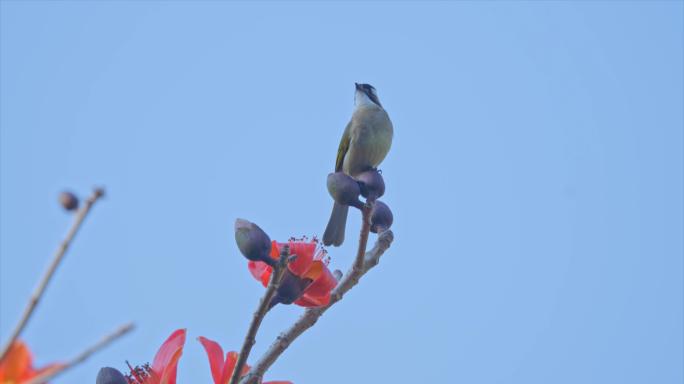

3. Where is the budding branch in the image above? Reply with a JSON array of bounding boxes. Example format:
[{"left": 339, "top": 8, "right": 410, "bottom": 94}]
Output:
[
  {"left": 0, "top": 188, "right": 105, "bottom": 362},
  {"left": 239, "top": 229, "right": 394, "bottom": 384},
  {"left": 230, "top": 245, "right": 292, "bottom": 384}
]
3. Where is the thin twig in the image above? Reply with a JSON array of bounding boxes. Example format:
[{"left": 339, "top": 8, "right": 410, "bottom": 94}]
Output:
[
  {"left": 239, "top": 230, "right": 394, "bottom": 384},
  {"left": 352, "top": 202, "right": 374, "bottom": 274},
  {"left": 229, "top": 245, "right": 291, "bottom": 384},
  {"left": 25, "top": 322, "right": 134, "bottom": 384},
  {"left": 0, "top": 188, "right": 105, "bottom": 361}
]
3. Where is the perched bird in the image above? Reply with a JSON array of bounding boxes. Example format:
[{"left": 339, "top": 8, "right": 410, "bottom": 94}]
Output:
[{"left": 323, "top": 83, "right": 393, "bottom": 246}]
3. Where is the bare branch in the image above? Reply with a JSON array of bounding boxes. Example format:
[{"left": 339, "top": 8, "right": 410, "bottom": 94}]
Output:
[
  {"left": 352, "top": 203, "right": 373, "bottom": 274},
  {"left": 239, "top": 230, "right": 394, "bottom": 384},
  {"left": 0, "top": 188, "right": 105, "bottom": 361},
  {"left": 229, "top": 245, "right": 291, "bottom": 384},
  {"left": 25, "top": 322, "right": 134, "bottom": 384}
]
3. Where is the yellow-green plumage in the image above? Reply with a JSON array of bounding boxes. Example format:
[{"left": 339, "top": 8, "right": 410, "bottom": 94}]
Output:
[{"left": 323, "top": 86, "right": 393, "bottom": 247}]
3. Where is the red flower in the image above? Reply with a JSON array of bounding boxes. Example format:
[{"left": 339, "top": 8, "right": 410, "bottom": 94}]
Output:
[
  {"left": 126, "top": 329, "right": 186, "bottom": 384},
  {"left": 198, "top": 337, "right": 291, "bottom": 384},
  {"left": 247, "top": 238, "right": 337, "bottom": 307},
  {"left": 0, "top": 340, "right": 63, "bottom": 383}
]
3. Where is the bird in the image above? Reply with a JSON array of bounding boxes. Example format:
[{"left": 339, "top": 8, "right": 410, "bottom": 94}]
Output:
[{"left": 322, "top": 83, "right": 393, "bottom": 247}]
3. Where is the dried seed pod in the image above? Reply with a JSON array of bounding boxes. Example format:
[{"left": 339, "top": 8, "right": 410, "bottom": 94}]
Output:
[
  {"left": 370, "top": 200, "right": 393, "bottom": 233},
  {"left": 97, "top": 367, "right": 127, "bottom": 384},
  {"left": 58, "top": 191, "right": 79, "bottom": 211},
  {"left": 327, "top": 172, "right": 363, "bottom": 209},
  {"left": 356, "top": 170, "right": 385, "bottom": 201},
  {"left": 234, "top": 219, "right": 275, "bottom": 266}
]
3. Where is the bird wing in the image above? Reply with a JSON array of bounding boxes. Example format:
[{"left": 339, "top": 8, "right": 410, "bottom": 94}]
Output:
[{"left": 335, "top": 121, "right": 352, "bottom": 172}]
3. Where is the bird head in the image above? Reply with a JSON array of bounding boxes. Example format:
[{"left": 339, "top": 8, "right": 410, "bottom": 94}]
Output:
[{"left": 354, "top": 83, "right": 382, "bottom": 107}]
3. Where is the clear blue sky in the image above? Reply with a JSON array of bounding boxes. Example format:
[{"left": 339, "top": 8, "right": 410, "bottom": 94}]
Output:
[{"left": 1, "top": 1, "right": 682, "bottom": 383}]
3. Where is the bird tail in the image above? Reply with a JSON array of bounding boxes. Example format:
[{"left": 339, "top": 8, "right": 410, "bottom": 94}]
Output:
[{"left": 323, "top": 202, "right": 349, "bottom": 247}]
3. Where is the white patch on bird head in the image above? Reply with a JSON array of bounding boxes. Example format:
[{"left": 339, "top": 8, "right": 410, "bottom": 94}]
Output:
[{"left": 355, "top": 89, "right": 379, "bottom": 108}]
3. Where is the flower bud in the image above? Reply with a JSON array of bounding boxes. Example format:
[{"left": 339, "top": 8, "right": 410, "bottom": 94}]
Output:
[
  {"left": 234, "top": 219, "right": 274, "bottom": 266},
  {"left": 97, "top": 367, "right": 127, "bottom": 384},
  {"left": 370, "top": 201, "right": 393, "bottom": 233},
  {"left": 58, "top": 191, "right": 79, "bottom": 211},
  {"left": 327, "top": 172, "right": 363, "bottom": 209},
  {"left": 357, "top": 170, "right": 385, "bottom": 201}
]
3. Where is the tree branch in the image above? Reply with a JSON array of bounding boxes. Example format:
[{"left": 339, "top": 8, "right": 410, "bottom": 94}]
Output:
[
  {"left": 0, "top": 188, "right": 105, "bottom": 361},
  {"left": 229, "top": 245, "right": 291, "bottom": 384},
  {"left": 352, "top": 202, "right": 373, "bottom": 275},
  {"left": 239, "top": 230, "right": 394, "bottom": 384},
  {"left": 25, "top": 322, "right": 134, "bottom": 384}
]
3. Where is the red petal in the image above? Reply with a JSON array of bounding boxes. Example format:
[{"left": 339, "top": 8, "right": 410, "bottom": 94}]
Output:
[
  {"left": 270, "top": 240, "right": 280, "bottom": 259},
  {"left": 248, "top": 261, "right": 271, "bottom": 287},
  {"left": 285, "top": 241, "right": 315, "bottom": 276},
  {"left": 293, "top": 295, "right": 319, "bottom": 307},
  {"left": 294, "top": 262, "right": 335, "bottom": 307},
  {"left": 198, "top": 337, "right": 225, "bottom": 384},
  {"left": 219, "top": 351, "right": 235, "bottom": 384},
  {"left": 0, "top": 340, "right": 32, "bottom": 380},
  {"left": 221, "top": 351, "right": 251, "bottom": 383},
  {"left": 152, "top": 329, "right": 186, "bottom": 384},
  {"left": 241, "top": 362, "right": 250, "bottom": 376},
  {"left": 296, "top": 291, "right": 331, "bottom": 307},
  {"left": 260, "top": 267, "right": 272, "bottom": 286},
  {"left": 301, "top": 260, "right": 323, "bottom": 281},
  {"left": 303, "top": 262, "right": 336, "bottom": 297},
  {"left": 159, "top": 348, "right": 183, "bottom": 384}
]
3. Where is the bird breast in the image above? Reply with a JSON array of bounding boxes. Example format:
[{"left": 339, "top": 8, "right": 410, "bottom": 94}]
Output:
[{"left": 343, "top": 107, "right": 393, "bottom": 176}]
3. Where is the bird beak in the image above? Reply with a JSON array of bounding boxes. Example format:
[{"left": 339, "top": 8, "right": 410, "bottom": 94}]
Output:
[{"left": 355, "top": 83, "right": 362, "bottom": 91}]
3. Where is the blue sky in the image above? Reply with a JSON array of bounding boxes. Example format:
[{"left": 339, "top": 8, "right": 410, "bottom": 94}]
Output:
[{"left": 1, "top": 1, "right": 682, "bottom": 383}]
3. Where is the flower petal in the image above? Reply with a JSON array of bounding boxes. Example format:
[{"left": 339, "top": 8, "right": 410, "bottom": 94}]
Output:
[
  {"left": 198, "top": 337, "right": 225, "bottom": 384},
  {"left": 287, "top": 242, "right": 315, "bottom": 276},
  {"left": 295, "top": 291, "right": 331, "bottom": 307},
  {"left": 220, "top": 351, "right": 251, "bottom": 383},
  {"left": 301, "top": 260, "right": 323, "bottom": 281},
  {"left": 0, "top": 340, "right": 32, "bottom": 381},
  {"left": 270, "top": 241, "right": 315, "bottom": 276},
  {"left": 221, "top": 351, "right": 238, "bottom": 384},
  {"left": 152, "top": 329, "right": 186, "bottom": 384},
  {"left": 269, "top": 240, "right": 280, "bottom": 259},
  {"left": 293, "top": 295, "right": 320, "bottom": 307},
  {"left": 240, "top": 360, "right": 251, "bottom": 377},
  {"left": 248, "top": 261, "right": 271, "bottom": 287},
  {"left": 303, "top": 262, "right": 336, "bottom": 298},
  {"left": 159, "top": 347, "right": 183, "bottom": 384},
  {"left": 294, "top": 261, "right": 336, "bottom": 307}
]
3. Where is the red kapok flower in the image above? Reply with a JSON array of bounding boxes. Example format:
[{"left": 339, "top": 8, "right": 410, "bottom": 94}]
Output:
[
  {"left": 125, "top": 329, "right": 186, "bottom": 384},
  {"left": 0, "top": 340, "right": 63, "bottom": 383},
  {"left": 198, "top": 337, "right": 291, "bottom": 384},
  {"left": 247, "top": 238, "right": 337, "bottom": 307}
]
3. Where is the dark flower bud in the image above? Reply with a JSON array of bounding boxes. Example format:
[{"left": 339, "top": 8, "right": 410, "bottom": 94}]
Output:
[
  {"left": 96, "top": 367, "right": 127, "bottom": 384},
  {"left": 234, "top": 219, "right": 275, "bottom": 266},
  {"left": 58, "top": 191, "right": 79, "bottom": 211},
  {"left": 356, "top": 170, "right": 385, "bottom": 201},
  {"left": 93, "top": 187, "right": 106, "bottom": 199},
  {"left": 271, "top": 269, "right": 311, "bottom": 305},
  {"left": 370, "top": 201, "right": 393, "bottom": 233},
  {"left": 327, "top": 172, "right": 363, "bottom": 209}
]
